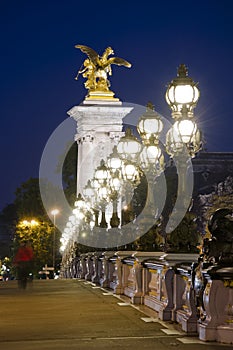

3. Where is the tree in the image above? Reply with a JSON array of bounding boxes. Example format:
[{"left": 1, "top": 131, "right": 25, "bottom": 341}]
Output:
[
  {"left": 167, "top": 212, "right": 201, "bottom": 253},
  {"left": 11, "top": 177, "right": 61, "bottom": 275},
  {"left": 0, "top": 203, "right": 18, "bottom": 259},
  {"left": 14, "top": 219, "right": 54, "bottom": 274},
  {"left": 14, "top": 178, "right": 46, "bottom": 219}
]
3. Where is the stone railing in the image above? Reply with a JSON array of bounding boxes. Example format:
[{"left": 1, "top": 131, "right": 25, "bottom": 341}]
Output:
[
  {"left": 198, "top": 265, "right": 233, "bottom": 343},
  {"left": 61, "top": 250, "right": 233, "bottom": 344},
  {"left": 122, "top": 252, "right": 163, "bottom": 304},
  {"left": 173, "top": 262, "right": 198, "bottom": 333}
]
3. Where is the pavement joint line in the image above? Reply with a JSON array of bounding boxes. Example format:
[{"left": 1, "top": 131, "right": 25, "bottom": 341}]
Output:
[
  {"left": 162, "top": 329, "right": 184, "bottom": 335},
  {"left": 112, "top": 294, "right": 122, "bottom": 299},
  {"left": 141, "top": 317, "right": 160, "bottom": 323},
  {"left": 177, "top": 337, "right": 227, "bottom": 345},
  {"left": 94, "top": 335, "right": 181, "bottom": 340},
  {"left": 102, "top": 292, "right": 113, "bottom": 295},
  {"left": 0, "top": 335, "right": 184, "bottom": 345},
  {"left": 117, "top": 302, "right": 131, "bottom": 306}
]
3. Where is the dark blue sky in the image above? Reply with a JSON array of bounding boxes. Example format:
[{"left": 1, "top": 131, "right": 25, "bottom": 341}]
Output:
[{"left": 1, "top": 0, "right": 233, "bottom": 210}]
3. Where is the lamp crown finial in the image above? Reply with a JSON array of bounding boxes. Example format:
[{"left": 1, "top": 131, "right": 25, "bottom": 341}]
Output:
[
  {"left": 177, "top": 64, "right": 188, "bottom": 78},
  {"left": 146, "top": 101, "right": 155, "bottom": 112}
]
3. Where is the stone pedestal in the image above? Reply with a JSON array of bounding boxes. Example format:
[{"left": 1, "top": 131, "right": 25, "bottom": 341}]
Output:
[
  {"left": 143, "top": 253, "right": 198, "bottom": 324},
  {"left": 123, "top": 252, "right": 163, "bottom": 304},
  {"left": 84, "top": 252, "right": 95, "bottom": 281},
  {"left": 198, "top": 279, "right": 229, "bottom": 341},
  {"left": 99, "top": 251, "right": 115, "bottom": 288},
  {"left": 91, "top": 252, "right": 102, "bottom": 284},
  {"left": 216, "top": 286, "right": 233, "bottom": 344},
  {"left": 67, "top": 102, "right": 133, "bottom": 195},
  {"left": 175, "top": 270, "right": 198, "bottom": 333},
  {"left": 143, "top": 262, "right": 174, "bottom": 321},
  {"left": 109, "top": 251, "right": 136, "bottom": 294},
  {"left": 79, "top": 253, "right": 88, "bottom": 279}
]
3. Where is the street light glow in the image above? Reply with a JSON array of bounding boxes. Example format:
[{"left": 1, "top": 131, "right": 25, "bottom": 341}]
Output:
[{"left": 51, "top": 209, "right": 59, "bottom": 216}]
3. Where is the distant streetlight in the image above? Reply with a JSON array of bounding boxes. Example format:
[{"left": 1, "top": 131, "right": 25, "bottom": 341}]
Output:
[
  {"left": 51, "top": 209, "right": 60, "bottom": 270},
  {"left": 21, "top": 219, "right": 39, "bottom": 227},
  {"left": 19, "top": 219, "right": 39, "bottom": 240}
]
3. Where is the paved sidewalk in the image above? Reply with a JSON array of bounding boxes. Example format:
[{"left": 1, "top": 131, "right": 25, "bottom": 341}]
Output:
[{"left": 0, "top": 279, "right": 231, "bottom": 350}]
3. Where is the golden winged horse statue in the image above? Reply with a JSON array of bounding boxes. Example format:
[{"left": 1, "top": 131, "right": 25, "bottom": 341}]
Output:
[{"left": 75, "top": 45, "right": 131, "bottom": 99}]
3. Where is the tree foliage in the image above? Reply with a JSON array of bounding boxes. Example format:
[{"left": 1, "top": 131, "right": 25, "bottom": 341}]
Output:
[
  {"left": 14, "top": 220, "right": 54, "bottom": 273},
  {"left": 9, "top": 177, "right": 61, "bottom": 274}
]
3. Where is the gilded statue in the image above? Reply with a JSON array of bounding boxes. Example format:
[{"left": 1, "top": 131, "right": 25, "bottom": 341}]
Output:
[{"left": 75, "top": 45, "right": 131, "bottom": 94}]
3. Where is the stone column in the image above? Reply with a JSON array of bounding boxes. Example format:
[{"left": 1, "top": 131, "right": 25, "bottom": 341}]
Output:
[{"left": 67, "top": 102, "right": 133, "bottom": 196}]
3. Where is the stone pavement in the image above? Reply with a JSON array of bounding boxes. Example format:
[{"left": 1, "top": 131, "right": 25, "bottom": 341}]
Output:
[{"left": 0, "top": 279, "right": 231, "bottom": 350}]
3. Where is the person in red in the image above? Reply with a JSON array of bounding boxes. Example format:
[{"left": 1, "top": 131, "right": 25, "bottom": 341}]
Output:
[{"left": 13, "top": 240, "right": 34, "bottom": 289}]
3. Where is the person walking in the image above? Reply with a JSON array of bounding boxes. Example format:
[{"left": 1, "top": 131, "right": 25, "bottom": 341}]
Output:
[{"left": 13, "top": 240, "right": 34, "bottom": 289}]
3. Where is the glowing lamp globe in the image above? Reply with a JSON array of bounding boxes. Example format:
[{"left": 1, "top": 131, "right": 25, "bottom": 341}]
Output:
[{"left": 165, "top": 64, "right": 200, "bottom": 115}]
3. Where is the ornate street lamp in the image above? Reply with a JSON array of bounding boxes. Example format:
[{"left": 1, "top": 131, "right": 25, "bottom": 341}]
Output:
[
  {"left": 96, "top": 179, "right": 109, "bottom": 228},
  {"left": 117, "top": 127, "right": 142, "bottom": 162},
  {"left": 106, "top": 147, "right": 123, "bottom": 228},
  {"left": 93, "top": 161, "right": 110, "bottom": 229},
  {"left": 165, "top": 64, "right": 202, "bottom": 158},
  {"left": 137, "top": 102, "right": 163, "bottom": 142},
  {"left": 137, "top": 103, "right": 164, "bottom": 176},
  {"left": 108, "top": 170, "right": 122, "bottom": 228},
  {"left": 94, "top": 159, "right": 110, "bottom": 184},
  {"left": 107, "top": 145, "right": 123, "bottom": 173},
  {"left": 165, "top": 64, "right": 199, "bottom": 117},
  {"left": 83, "top": 180, "right": 99, "bottom": 227},
  {"left": 136, "top": 103, "right": 165, "bottom": 241},
  {"left": 164, "top": 64, "right": 202, "bottom": 248}
]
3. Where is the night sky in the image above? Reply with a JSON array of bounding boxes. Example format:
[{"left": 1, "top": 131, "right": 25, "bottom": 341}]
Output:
[{"left": 1, "top": 0, "right": 233, "bottom": 210}]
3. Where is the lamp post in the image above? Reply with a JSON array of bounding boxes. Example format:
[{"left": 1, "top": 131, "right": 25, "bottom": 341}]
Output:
[
  {"left": 164, "top": 64, "right": 202, "bottom": 249},
  {"left": 117, "top": 131, "right": 142, "bottom": 224},
  {"left": 165, "top": 64, "right": 201, "bottom": 158},
  {"left": 83, "top": 180, "right": 99, "bottom": 227},
  {"left": 51, "top": 209, "right": 59, "bottom": 271},
  {"left": 93, "top": 160, "right": 110, "bottom": 228},
  {"left": 137, "top": 103, "right": 164, "bottom": 215},
  {"left": 106, "top": 146, "right": 124, "bottom": 228}
]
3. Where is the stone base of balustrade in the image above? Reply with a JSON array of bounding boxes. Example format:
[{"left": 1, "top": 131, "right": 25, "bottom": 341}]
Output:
[
  {"left": 100, "top": 278, "right": 110, "bottom": 288},
  {"left": 85, "top": 273, "right": 92, "bottom": 281},
  {"left": 144, "top": 296, "right": 172, "bottom": 321},
  {"left": 110, "top": 282, "right": 123, "bottom": 294},
  {"left": 176, "top": 310, "right": 197, "bottom": 333},
  {"left": 92, "top": 275, "right": 100, "bottom": 285},
  {"left": 199, "top": 322, "right": 233, "bottom": 343},
  {"left": 144, "top": 295, "right": 160, "bottom": 312},
  {"left": 124, "top": 287, "right": 143, "bottom": 304},
  {"left": 198, "top": 323, "right": 218, "bottom": 342},
  {"left": 217, "top": 324, "right": 233, "bottom": 344}
]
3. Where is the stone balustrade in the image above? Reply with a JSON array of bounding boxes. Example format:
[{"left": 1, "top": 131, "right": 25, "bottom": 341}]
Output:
[
  {"left": 109, "top": 251, "right": 136, "bottom": 294},
  {"left": 98, "top": 251, "right": 115, "bottom": 288},
  {"left": 62, "top": 250, "right": 233, "bottom": 344},
  {"left": 173, "top": 262, "right": 198, "bottom": 333},
  {"left": 122, "top": 252, "right": 163, "bottom": 304},
  {"left": 198, "top": 266, "right": 233, "bottom": 344},
  {"left": 143, "top": 260, "right": 174, "bottom": 321}
]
